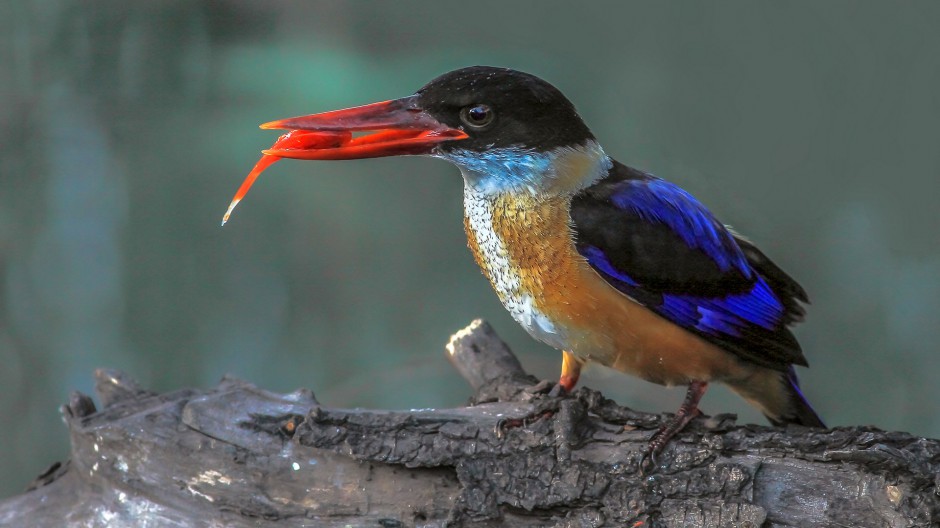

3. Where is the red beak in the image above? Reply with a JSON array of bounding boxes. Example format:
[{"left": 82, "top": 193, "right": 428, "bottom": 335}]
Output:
[{"left": 222, "top": 96, "right": 467, "bottom": 225}]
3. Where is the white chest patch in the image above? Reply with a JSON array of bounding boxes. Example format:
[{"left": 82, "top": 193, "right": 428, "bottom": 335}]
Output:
[{"left": 463, "top": 187, "right": 566, "bottom": 349}]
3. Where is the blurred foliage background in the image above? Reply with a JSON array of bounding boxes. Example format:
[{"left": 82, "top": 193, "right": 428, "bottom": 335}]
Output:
[{"left": 2, "top": 0, "right": 939, "bottom": 497}]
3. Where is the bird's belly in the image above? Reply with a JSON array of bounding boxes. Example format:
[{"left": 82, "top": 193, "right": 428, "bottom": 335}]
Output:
[
  {"left": 463, "top": 190, "right": 751, "bottom": 386},
  {"left": 530, "top": 268, "right": 749, "bottom": 386}
]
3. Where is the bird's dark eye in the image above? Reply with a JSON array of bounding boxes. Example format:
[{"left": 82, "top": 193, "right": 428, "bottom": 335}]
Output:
[{"left": 460, "top": 104, "right": 495, "bottom": 129}]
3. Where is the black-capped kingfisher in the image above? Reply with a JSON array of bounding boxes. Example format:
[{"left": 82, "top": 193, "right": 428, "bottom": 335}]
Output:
[{"left": 223, "top": 66, "right": 826, "bottom": 454}]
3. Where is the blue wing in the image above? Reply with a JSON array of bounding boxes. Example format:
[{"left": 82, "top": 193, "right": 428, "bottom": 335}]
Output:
[{"left": 571, "top": 161, "right": 809, "bottom": 370}]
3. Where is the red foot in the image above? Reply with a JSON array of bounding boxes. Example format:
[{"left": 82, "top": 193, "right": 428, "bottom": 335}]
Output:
[
  {"left": 557, "top": 351, "right": 584, "bottom": 395},
  {"left": 557, "top": 374, "right": 579, "bottom": 394}
]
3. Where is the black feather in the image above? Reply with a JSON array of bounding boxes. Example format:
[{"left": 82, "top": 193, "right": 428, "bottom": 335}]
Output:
[{"left": 571, "top": 161, "right": 810, "bottom": 371}]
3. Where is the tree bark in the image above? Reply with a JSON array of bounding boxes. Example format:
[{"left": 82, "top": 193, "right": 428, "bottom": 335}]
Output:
[{"left": 0, "top": 319, "right": 937, "bottom": 527}]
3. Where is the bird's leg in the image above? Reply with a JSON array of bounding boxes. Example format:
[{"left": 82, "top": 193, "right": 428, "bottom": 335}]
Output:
[
  {"left": 526, "top": 351, "right": 585, "bottom": 397},
  {"left": 559, "top": 350, "right": 584, "bottom": 392},
  {"left": 548, "top": 351, "right": 584, "bottom": 397},
  {"left": 646, "top": 381, "right": 709, "bottom": 459},
  {"left": 503, "top": 352, "right": 585, "bottom": 434}
]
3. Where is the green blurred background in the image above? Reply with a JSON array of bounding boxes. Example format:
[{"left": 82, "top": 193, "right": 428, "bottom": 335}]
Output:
[{"left": 2, "top": 1, "right": 939, "bottom": 497}]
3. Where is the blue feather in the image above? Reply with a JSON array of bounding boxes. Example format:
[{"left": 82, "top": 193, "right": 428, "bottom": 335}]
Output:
[
  {"left": 584, "top": 242, "right": 785, "bottom": 338},
  {"left": 572, "top": 163, "right": 807, "bottom": 368},
  {"left": 442, "top": 147, "right": 553, "bottom": 193},
  {"left": 581, "top": 245, "right": 638, "bottom": 286},
  {"left": 609, "top": 179, "right": 751, "bottom": 275},
  {"left": 660, "top": 277, "right": 785, "bottom": 337}
]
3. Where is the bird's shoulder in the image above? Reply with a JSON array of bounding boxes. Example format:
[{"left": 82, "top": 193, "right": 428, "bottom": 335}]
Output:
[{"left": 571, "top": 161, "right": 752, "bottom": 294}]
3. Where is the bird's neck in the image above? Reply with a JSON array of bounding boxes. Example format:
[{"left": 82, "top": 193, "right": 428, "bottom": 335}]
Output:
[
  {"left": 455, "top": 141, "right": 610, "bottom": 346},
  {"left": 445, "top": 140, "right": 612, "bottom": 197}
]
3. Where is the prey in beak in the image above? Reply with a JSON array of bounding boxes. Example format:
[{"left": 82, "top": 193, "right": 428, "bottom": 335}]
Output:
[{"left": 221, "top": 96, "right": 468, "bottom": 225}]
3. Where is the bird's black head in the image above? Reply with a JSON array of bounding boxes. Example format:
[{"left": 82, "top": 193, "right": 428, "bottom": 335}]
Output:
[
  {"left": 249, "top": 66, "right": 609, "bottom": 201},
  {"left": 415, "top": 66, "right": 595, "bottom": 153}
]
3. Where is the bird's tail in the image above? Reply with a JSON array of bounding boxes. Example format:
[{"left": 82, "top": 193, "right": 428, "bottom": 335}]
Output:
[
  {"left": 727, "top": 366, "right": 826, "bottom": 428},
  {"left": 770, "top": 367, "right": 826, "bottom": 427}
]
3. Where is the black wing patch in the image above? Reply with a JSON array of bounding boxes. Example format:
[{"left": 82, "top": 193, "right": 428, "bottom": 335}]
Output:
[{"left": 571, "top": 161, "right": 808, "bottom": 370}]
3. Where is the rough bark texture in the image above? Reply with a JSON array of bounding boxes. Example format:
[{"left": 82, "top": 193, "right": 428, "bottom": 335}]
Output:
[{"left": 0, "top": 319, "right": 937, "bottom": 527}]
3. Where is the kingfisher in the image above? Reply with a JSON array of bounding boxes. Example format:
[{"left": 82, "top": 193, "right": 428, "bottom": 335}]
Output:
[{"left": 224, "top": 66, "right": 825, "bottom": 454}]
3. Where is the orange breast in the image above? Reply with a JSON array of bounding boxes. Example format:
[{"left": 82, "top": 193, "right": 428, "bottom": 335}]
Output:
[{"left": 463, "top": 190, "right": 754, "bottom": 387}]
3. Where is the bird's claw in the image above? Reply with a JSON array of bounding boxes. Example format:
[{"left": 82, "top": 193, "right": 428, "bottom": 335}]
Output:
[
  {"left": 546, "top": 382, "right": 569, "bottom": 399},
  {"left": 495, "top": 416, "right": 529, "bottom": 438},
  {"left": 638, "top": 427, "right": 670, "bottom": 475},
  {"left": 495, "top": 409, "right": 557, "bottom": 438},
  {"left": 524, "top": 380, "right": 570, "bottom": 398},
  {"left": 524, "top": 379, "right": 556, "bottom": 395},
  {"left": 638, "top": 447, "right": 659, "bottom": 476}
]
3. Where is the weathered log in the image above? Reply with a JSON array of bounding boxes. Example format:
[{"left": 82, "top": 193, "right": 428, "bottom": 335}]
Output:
[{"left": 0, "top": 319, "right": 937, "bottom": 527}]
